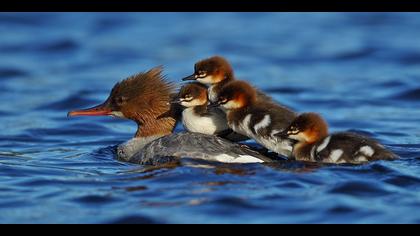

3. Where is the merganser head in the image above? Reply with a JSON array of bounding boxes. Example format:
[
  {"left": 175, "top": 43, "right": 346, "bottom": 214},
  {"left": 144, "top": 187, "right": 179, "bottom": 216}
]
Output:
[
  {"left": 182, "top": 56, "right": 234, "bottom": 85},
  {"left": 283, "top": 113, "right": 329, "bottom": 144},
  {"left": 210, "top": 80, "right": 257, "bottom": 110},
  {"left": 172, "top": 82, "right": 208, "bottom": 108},
  {"left": 68, "top": 66, "right": 177, "bottom": 137}
]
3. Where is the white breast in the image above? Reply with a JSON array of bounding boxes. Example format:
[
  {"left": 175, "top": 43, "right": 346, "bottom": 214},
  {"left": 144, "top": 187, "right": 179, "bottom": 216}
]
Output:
[
  {"left": 182, "top": 108, "right": 229, "bottom": 135},
  {"left": 208, "top": 85, "right": 218, "bottom": 103}
]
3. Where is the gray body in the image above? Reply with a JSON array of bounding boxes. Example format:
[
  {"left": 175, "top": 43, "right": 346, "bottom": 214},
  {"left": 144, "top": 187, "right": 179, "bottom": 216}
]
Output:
[{"left": 117, "top": 132, "right": 273, "bottom": 165}]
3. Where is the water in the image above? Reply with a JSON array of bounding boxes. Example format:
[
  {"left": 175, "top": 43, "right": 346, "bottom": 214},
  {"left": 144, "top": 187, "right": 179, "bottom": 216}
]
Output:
[{"left": 0, "top": 13, "right": 420, "bottom": 224}]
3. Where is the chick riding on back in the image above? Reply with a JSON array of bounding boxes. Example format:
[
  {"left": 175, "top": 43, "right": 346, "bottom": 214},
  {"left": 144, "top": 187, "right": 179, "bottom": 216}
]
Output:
[{"left": 210, "top": 80, "right": 297, "bottom": 158}]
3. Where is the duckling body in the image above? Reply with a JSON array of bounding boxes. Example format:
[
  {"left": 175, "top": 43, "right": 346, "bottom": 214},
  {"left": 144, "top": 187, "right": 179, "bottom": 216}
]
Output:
[
  {"left": 213, "top": 80, "right": 297, "bottom": 157},
  {"left": 283, "top": 113, "right": 398, "bottom": 164}
]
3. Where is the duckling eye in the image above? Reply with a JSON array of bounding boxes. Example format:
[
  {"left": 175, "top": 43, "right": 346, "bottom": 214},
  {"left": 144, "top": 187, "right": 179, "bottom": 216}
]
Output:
[
  {"left": 197, "top": 71, "right": 207, "bottom": 78},
  {"left": 219, "top": 97, "right": 228, "bottom": 104},
  {"left": 182, "top": 94, "right": 193, "bottom": 101}
]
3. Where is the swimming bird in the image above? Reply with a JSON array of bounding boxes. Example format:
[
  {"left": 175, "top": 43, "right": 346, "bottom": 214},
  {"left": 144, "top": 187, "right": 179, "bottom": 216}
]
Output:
[
  {"left": 280, "top": 112, "right": 398, "bottom": 164},
  {"left": 68, "top": 67, "right": 272, "bottom": 165}
]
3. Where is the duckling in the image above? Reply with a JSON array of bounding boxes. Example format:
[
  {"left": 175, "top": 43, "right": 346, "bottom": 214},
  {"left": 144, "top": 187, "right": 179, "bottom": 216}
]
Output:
[
  {"left": 210, "top": 80, "right": 297, "bottom": 158},
  {"left": 182, "top": 55, "right": 273, "bottom": 103},
  {"left": 281, "top": 112, "right": 398, "bottom": 164},
  {"left": 172, "top": 82, "right": 248, "bottom": 141}
]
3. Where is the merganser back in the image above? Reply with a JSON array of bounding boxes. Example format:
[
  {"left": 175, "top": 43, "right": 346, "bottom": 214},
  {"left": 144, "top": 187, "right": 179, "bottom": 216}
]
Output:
[
  {"left": 67, "top": 67, "right": 271, "bottom": 164},
  {"left": 281, "top": 112, "right": 398, "bottom": 164},
  {"left": 211, "top": 80, "right": 297, "bottom": 158},
  {"left": 182, "top": 55, "right": 273, "bottom": 103}
]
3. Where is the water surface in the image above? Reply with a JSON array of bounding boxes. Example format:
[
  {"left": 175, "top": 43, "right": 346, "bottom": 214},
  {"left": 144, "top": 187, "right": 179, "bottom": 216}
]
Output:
[{"left": 0, "top": 13, "right": 420, "bottom": 223}]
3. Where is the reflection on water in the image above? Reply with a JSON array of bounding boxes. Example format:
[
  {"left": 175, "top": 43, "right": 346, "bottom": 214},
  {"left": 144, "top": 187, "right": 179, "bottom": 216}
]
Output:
[{"left": 0, "top": 13, "right": 420, "bottom": 223}]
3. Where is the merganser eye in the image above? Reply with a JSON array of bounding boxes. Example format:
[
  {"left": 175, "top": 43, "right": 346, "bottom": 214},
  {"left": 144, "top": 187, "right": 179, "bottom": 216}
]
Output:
[{"left": 115, "top": 96, "right": 127, "bottom": 106}]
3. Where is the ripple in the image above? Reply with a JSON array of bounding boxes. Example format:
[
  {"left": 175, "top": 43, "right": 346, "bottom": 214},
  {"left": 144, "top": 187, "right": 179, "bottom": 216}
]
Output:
[
  {"left": 327, "top": 205, "right": 356, "bottom": 214},
  {"left": 378, "top": 80, "right": 407, "bottom": 88},
  {"left": 0, "top": 13, "right": 52, "bottom": 26},
  {"left": 92, "top": 16, "right": 133, "bottom": 33},
  {"left": 0, "top": 12, "right": 420, "bottom": 224},
  {"left": 208, "top": 196, "right": 263, "bottom": 214},
  {"left": 384, "top": 174, "right": 420, "bottom": 188},
  {"left": 106, "top": 215, "right": 162, "bottom": 224},
  {"left": 263, "top": 87, "right": 306, "bottom": 95},
  {"left": 73, "top": 195, "right": 119, "bottom": 205},
  {"left": 398, "top": 52, "right": 420, "bottom": 65},
  {"left": 36, "top": 39, "right": 79, "bottom": 53},
  {"left": 332, "top": 47, "right": 377, "bottom": 61},
  {"left": 328, "top": 180, "right": 391, "bottom": 197},
  {"left": 0, "top": 134, "right": 62, "bottom": 145},
  {"left": 36, "top": 93, "right": 99, "bottom": 111},
  {"left": 0, "top": 67, "right": 29, "bottom": 78},
  {"left": 275, "top": 180, "right": 306, "bottom": 189},
  {"left": 392, "top": 87, "right": 420, "bottom": 101},
  {"left": 25, "top": 123, "right": 115, "bottom": 137}
]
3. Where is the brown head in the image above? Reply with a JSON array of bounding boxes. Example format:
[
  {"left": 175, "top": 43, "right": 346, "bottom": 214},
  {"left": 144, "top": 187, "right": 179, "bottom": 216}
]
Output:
[
  {"left": 172, "top": 82, "right": 208, "bottom": 108},
  {"left": 182, "top": 56, "right": 234, "bottom": 85},
  {"left": 283, "top": 113, "right": 329, "bottom": 144},
  {"left": 68, "top": 66, "right": 177, "bottom": 137},
  {"left": 210, "top": 80, "right": 257, "bottom": 110}
]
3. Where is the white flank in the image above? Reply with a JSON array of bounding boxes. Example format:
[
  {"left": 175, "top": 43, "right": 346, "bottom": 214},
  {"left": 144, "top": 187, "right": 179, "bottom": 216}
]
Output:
[
  {"left": 235, "top": 114, "right": 252, "bottom": 136},
  {"left": 254, "top": 114, "right": 271, "bottom": 132},
  {"left": 270, "top": 129, "right": 281, "bottom": 137},
  {"left": 316, "top": 135, "right": 331, "bottom": 153},
  {"left": 329, "top": 149, "right": 344, "bottom": 163},
  {"left": 359, "top": 145, "right": 375, "bottom": 157},
  {"left": 213, "top": 154, "right": 264, "bottom": 163},
  {"left": 310, "top": 145, "right": 317, "bottom": 161},
  {"left": 355, "top": 156, "right": 368, "bottom": 162}
]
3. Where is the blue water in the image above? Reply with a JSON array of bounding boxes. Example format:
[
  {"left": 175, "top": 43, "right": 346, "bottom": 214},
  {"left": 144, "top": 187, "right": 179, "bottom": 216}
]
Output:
[{"left": 0, "top": 13, "right": 420, "bottom": 224}]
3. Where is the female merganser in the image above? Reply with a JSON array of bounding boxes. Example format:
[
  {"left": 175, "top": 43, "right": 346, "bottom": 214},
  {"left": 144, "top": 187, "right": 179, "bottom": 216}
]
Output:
[
  {"left": 182, "top": 56, "right": 272, "bottom": 103},
  {"left": 172, "top": 82, "right": 248, "bottom": 141},
  {"left": 281, "top": 112, "right": 398, "bottom": 164},
  {"left": 68, "top": 67, "right": 272, "bottom": 165},
  {"left": 210, "top": 80, "right": 297, "bottom": 158}
]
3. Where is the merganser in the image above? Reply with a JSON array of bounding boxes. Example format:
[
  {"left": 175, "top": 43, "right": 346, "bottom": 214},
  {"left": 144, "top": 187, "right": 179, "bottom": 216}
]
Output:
[
  {"left": 67, "top": 67, "right": 272, "bottom": 165},
  {"left": 281, "top": 112, "right": 398, "bottom": 164},
  {"left": 210, "top": 80, "right": 297, "bottom": 158},
  {"left": 172, "top": 82, "right": 248, "bottom": 141},
  {"left": 182, "top": 56, "right": 272, "bottom": 103}
]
